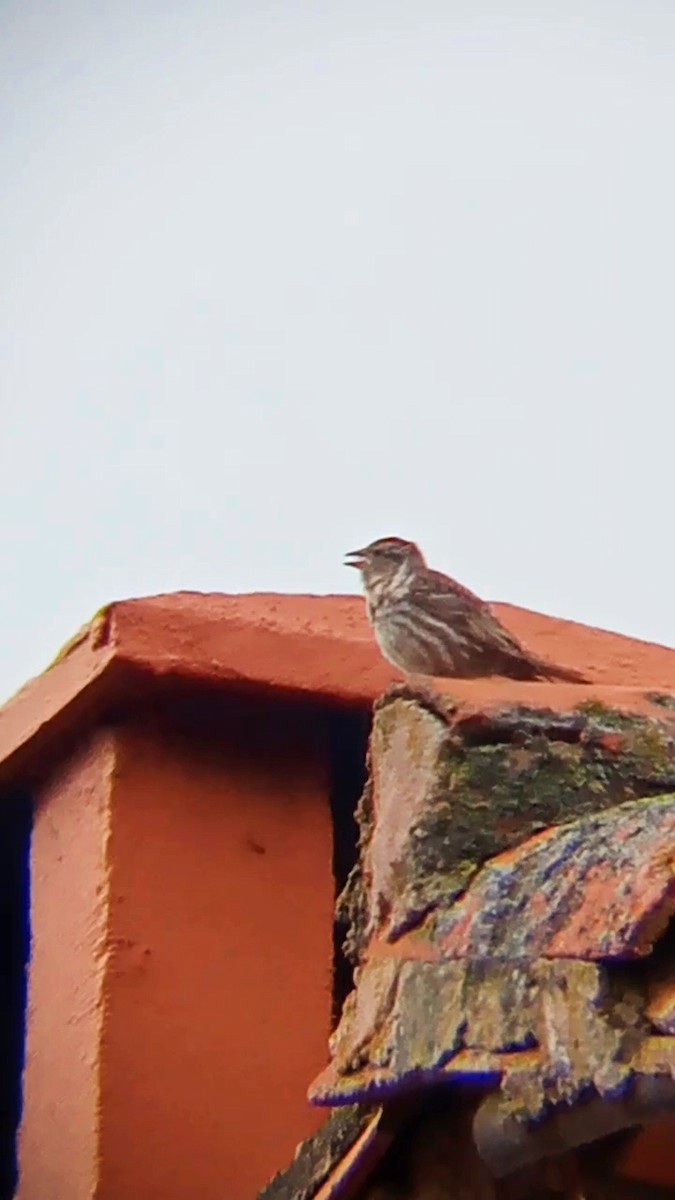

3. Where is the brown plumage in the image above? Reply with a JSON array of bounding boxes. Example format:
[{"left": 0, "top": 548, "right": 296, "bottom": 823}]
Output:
[{"left": 344, "top": 536, "right": 588, "bottom": 683}]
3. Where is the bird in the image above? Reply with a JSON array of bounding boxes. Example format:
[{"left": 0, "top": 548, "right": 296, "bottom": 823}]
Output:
[{"left": 344, "top": 536, "right": 588, "bottom": 683}]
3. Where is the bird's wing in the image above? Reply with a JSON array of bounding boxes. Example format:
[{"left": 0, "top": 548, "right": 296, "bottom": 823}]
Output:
[
  {"left": 411, "top": 571, "right": 525, "bottom": 656},
  {"left": 421, "top": 569, "right": 484, "bottom": 605}
]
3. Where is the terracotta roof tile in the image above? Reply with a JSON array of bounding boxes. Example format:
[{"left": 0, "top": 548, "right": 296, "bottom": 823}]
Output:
[
  {"left": 2, "top": 590, "right": 673, "bottom": 789},
  {"left": 436, "top": 795, "right": 675, "bottom": 961},
  {"left": 307, "top": 692, "right": 675, "bottom": 1182},
  {"left": 339, "top": 692, "right": 675, "bottom": 959},
  {"left": 314, "top": 785, "right": 675, "bottom": 1108}
]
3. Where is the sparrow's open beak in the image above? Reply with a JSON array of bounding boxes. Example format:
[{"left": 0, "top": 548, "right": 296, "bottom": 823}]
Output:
[{"left": 344, "top": 548, "right": 366, "bottom": 569}]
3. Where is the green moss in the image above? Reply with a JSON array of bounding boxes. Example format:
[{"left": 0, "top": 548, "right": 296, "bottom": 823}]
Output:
[
  {"left": 46, "top": 604, "right": 111, "bottom": 670},
  {"left": 577, "top": 698, "right": 673, "bottom": 744},
  {"left": 337, "top": 774, "right": 375, "bottom": 963},
  {"left": 409, "top": 710, "right": 674, "bottom": 923},
  {"left": 577, "top": 701, "right": 675, "bottom": 777},
  {"left": 340, "top": 697, "right": 675, "bottom": 956},
  {"left": 624, "top": 729, "right": 673, "bottom": 776},
  {"left": 410, "top": 737, "right": 625, "bottom": 883},
  {"left": 647, "top": 693, "right": 675, "bottom": 710},
  {"left": 575, "top": 699, "right": 625, "bottom": 724}
]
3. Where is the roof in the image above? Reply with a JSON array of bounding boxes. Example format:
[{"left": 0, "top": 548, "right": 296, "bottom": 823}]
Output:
[
  {"left": 0, "top": 590, "right": 674, "bottom": 789},
  {"left": 262, "top": 689, "right": 675, "bottom": 1196},
  {"left": 4, "top": 589, "right": 674, "bottom": 1192}
]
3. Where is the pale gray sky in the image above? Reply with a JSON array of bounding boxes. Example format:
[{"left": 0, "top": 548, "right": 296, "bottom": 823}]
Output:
[{"left": 1, "top": 1, "right": 673, "bottom": 700}]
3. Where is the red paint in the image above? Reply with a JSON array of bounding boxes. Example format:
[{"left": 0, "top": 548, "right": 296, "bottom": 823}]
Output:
[
  {"left": 17, "top": 704, "right": 333, "bottom": 1200},
  {"left": 18, "top": 734, "right": 113, "bottom": 1200}
]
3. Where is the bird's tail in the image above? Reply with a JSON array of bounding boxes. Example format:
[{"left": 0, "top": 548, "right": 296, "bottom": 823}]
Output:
[
  {"left": 533, "top": 657, "right": 589, "bottom": 684},
  {"left": 497, "top": 645, "right": 590, "bottom": 683}
]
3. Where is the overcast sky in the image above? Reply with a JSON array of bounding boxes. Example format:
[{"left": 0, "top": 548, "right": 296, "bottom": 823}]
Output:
[{"left": 1, "top": 1, "right": 673, "bottom": 700}]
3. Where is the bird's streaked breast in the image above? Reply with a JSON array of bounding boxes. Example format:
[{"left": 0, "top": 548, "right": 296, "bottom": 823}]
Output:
[{"left": 372, "top": 599, "right": 466, "bottom": 674}]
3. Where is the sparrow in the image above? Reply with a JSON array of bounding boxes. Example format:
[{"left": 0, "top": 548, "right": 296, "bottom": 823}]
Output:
[{"left": 345, "top": 536, "right": 588, "bottom": 683}]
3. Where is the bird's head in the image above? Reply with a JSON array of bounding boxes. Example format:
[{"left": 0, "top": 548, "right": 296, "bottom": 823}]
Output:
[{"left": 344, "top": 536, "right": 426, "bottom": 590}]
